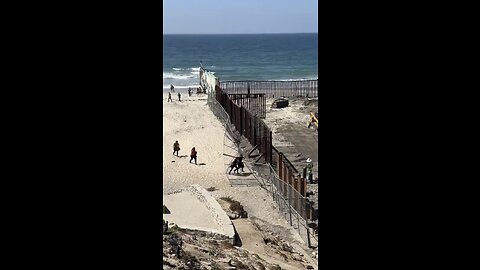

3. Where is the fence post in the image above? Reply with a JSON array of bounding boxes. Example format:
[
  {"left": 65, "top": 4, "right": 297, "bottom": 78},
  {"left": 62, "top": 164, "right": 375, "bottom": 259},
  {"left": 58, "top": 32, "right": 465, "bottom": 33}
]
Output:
[
  {"left": 288, "top": 188, "right": 293, "bottom": 225},
  {"left": 297, "top": 208, "right": 300, "bottom": 233},
  {"left": 271, "top": 166, "right": 275, "bottom": 201},
  {"left": 306, "top": 218, "right": 311, "bottom": 248}
]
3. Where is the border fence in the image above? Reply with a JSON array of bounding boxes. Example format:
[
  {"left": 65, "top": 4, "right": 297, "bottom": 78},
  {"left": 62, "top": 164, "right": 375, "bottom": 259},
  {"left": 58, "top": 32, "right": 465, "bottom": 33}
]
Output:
[
  {"left": 266, "top": 164, "right": 318, "bottom": 247},
  {"left": 203, "top": 67, "right": 318, "bottom": 247},
  {"left": 229, "top": 93, "right": 266, "bottom": 119},
  {"left": 216, "top": 86, "right": 273, "bottom": 164},
  {"left": 220, "top": 80, "right": 318, "bottom": 98}
]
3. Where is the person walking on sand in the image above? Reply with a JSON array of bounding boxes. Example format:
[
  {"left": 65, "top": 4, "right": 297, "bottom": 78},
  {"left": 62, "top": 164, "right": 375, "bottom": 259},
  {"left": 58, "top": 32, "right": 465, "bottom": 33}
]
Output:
[
  {"left": 170, "top": 84, "right": 175, "bottom": 92},
  {"left": 178, "top": 92, "right": 181, "bottom": 102},
  {"left": 173, "top": 140, "right": 180, "bottom": 156},
  {"left": 168, "top": 92, "right": 172, "bottom": 102},
  {"left": 190, "top": 147, "right": 197, "bottom": 165},
  {"left": 228, "top": 158, "right": 238, "bottom": 174}
]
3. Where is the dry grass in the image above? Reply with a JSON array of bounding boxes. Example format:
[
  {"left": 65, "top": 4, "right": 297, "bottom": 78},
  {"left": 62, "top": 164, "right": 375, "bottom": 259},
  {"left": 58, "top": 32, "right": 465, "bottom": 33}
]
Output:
[{"left": 220, "top": 197, "right": 246, "bottom": 213}]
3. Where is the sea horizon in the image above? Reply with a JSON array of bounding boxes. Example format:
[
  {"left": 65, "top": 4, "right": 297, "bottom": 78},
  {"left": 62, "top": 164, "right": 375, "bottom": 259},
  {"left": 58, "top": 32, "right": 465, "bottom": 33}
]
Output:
[
  {"left": 163, "top": 32, "right": 318, "bottom": 35},
  {"left": 163, "top": 33, "right": 318, "bottom": 91}
]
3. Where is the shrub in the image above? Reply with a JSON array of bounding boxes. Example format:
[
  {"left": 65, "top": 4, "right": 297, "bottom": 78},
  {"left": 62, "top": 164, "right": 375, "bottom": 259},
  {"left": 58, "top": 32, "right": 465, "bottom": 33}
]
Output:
[
  {"left": 219, "top": 196, "right": 235, "bottom": 203},
  {"left": 230, "top": 201, "right": 245, "bottom": 213}
]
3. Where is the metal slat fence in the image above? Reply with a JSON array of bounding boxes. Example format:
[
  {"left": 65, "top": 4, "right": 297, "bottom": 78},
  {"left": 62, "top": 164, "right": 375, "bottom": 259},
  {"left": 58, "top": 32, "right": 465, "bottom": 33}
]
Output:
[
  {"left": 215, "top": 87, "right": 272, "bottom": 164},
  {"left": 206, "top": 75, "right": 318, "bottom": 247},
  {"left": 220, "top": 80, "right": 318, "bottom": 98},
  {"left": 265, "top": 164, "right": 318, "bottom": 248}
]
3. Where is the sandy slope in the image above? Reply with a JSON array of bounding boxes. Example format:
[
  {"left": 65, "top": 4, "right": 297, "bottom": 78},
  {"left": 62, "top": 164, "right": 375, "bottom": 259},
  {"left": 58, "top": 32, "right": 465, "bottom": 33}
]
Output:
[{"left": 162, "top": 92, "right": 316, "bottom": 268}]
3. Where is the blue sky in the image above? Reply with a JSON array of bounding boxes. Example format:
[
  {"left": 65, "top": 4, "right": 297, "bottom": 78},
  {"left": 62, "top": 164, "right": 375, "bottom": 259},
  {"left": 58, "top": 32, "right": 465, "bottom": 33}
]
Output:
[{"left": 163, "top": 0, "right": 318, "bottom": 34}]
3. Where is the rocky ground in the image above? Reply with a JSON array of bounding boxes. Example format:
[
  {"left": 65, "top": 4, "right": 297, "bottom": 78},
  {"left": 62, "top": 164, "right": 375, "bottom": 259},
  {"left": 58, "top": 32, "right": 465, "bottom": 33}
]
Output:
[
  {"left": 163, "top": 197, "right": 318, "bottom": 270},
  {"left": 163, "top": 223, "right": 318, "bottom": 270}
]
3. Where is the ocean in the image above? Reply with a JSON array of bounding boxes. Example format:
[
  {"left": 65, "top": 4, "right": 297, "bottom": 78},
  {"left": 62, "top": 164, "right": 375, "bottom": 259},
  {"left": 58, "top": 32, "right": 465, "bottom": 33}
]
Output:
[{"left": 163, "top": 33, "right": 318, "bottom": 92}]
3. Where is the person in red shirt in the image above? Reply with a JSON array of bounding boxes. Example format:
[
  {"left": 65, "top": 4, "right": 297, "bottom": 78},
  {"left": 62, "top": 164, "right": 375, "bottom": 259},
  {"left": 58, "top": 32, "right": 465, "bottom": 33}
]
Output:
[{"left": 190, "top": 147, "right": 197, "bottom": 165}]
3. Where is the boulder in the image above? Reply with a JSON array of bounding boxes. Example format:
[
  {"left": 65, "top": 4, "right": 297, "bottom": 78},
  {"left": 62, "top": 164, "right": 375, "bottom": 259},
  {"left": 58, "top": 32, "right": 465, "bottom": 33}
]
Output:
[
  {"left": 229, "top": 259, "right": 244, "bottom": 268},
  {"left": 252, "top": 261, "right": 266, "bottom": 270}
]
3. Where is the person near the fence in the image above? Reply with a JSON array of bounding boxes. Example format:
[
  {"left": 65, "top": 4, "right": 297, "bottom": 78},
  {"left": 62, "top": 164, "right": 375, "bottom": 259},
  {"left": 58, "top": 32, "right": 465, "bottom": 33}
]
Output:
[
  {"left": 234, "top": 160, "right": 245, "bottom": 174},
  {"left": 170, "top": 84, "right": 175, "bottom": 92},
  {"left": 173, "top": 140, "right": 180, "bottom": 156},
  {"left": 168, "top": 92, "right": 172, "bottom": 102},
  {"left": 305, "top": 158, "right": 314, "bottom": 183},
  {"left": 228, "top": 158, "right": 237, "bottom": 174},
  {"left": 177, "top": 92, "right": 181, "bottom": 102},
  {"left": 233, "top": 156, "right": 245, "bottom": 174},
  {"left": 188, "top": 88, "right": 192, "bottom": 97},
  {"left": 190, "top": 147, "right": 197, "bottom": 164}
]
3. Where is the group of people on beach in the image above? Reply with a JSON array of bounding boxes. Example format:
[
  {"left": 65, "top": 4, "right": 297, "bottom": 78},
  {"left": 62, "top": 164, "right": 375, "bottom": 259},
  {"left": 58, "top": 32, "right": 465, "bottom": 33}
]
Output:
[
  {"left": 168, "top": 84, "right": 190, "bottom": 102},
  {"left": 167, "top": 84, "right": 199, "bottom": 102},
  {"left": 228, "top": 156, "right": 245, "bottom": 175},
  {"left": 173, "top": 140, "right": 198, "bottom": 164},
  {"left": 168, "top": 92, "right": 181, "bottom": 102}
]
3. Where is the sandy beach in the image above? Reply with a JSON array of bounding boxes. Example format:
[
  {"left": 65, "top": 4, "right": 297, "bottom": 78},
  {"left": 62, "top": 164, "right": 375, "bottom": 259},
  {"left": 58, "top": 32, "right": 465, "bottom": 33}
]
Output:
[{"left": 162, "top": 92, "right": 310, "bottom": 243}]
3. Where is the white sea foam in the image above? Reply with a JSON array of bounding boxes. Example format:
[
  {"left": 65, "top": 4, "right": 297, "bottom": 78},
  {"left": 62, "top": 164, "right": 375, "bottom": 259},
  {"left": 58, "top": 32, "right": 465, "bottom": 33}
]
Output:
[
  {"left": 163, "top": 72, "right": 195, "bottom": 80},
  {"left": 172, "top": 68, "right": 182, "bottom": 71},
  {"left": 163, "top": 84, "right": 199, "bottom": 88}
]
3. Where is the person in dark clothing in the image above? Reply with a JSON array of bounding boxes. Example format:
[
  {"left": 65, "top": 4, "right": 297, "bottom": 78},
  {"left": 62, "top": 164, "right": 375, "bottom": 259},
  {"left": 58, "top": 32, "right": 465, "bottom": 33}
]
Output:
[
  {"left": 190, "top": 147, "right": 197, "bottom": 164},
  {"left": 233, "top": 156, "right": 245, "bottom": 174},
  {"left": 168, "top": 92, "right": 172, "bottom": 102},
  {"left": 178, "top": 92, "right": 181, "bottom": 101},
  {"left": 170, "top": 84, "right": 175, "bottom": 92},
  {"left": 173, "top": 141, "right": 180, "bottom": 156},
  {"left": 235, "top": 160, "right": 245, "bottom": 174},
  {"left": 228, "top": 159, "right": 238, "bottom": 174},
  {"left": 188, "top": 88, "right": 192, "bottom": 97}
]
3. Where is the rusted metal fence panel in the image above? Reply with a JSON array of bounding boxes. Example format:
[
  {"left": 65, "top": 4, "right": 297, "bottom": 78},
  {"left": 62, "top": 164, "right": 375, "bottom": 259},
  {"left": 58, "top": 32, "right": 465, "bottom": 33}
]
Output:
[
  {"left": 265, "top": 164, "right": 318, "bottom": 248},
  {"left": 216, "top": 85, "right": 309, "bottom": 210},
  {"left": 215, "top": 86, "right": 272, "bottom": 163}
]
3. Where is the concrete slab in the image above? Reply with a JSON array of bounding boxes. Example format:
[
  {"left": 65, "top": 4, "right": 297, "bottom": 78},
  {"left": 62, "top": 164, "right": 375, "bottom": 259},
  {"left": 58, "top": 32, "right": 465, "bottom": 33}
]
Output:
[{"left": 163, "top": 185, "right": 235, "bottom": 242}]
